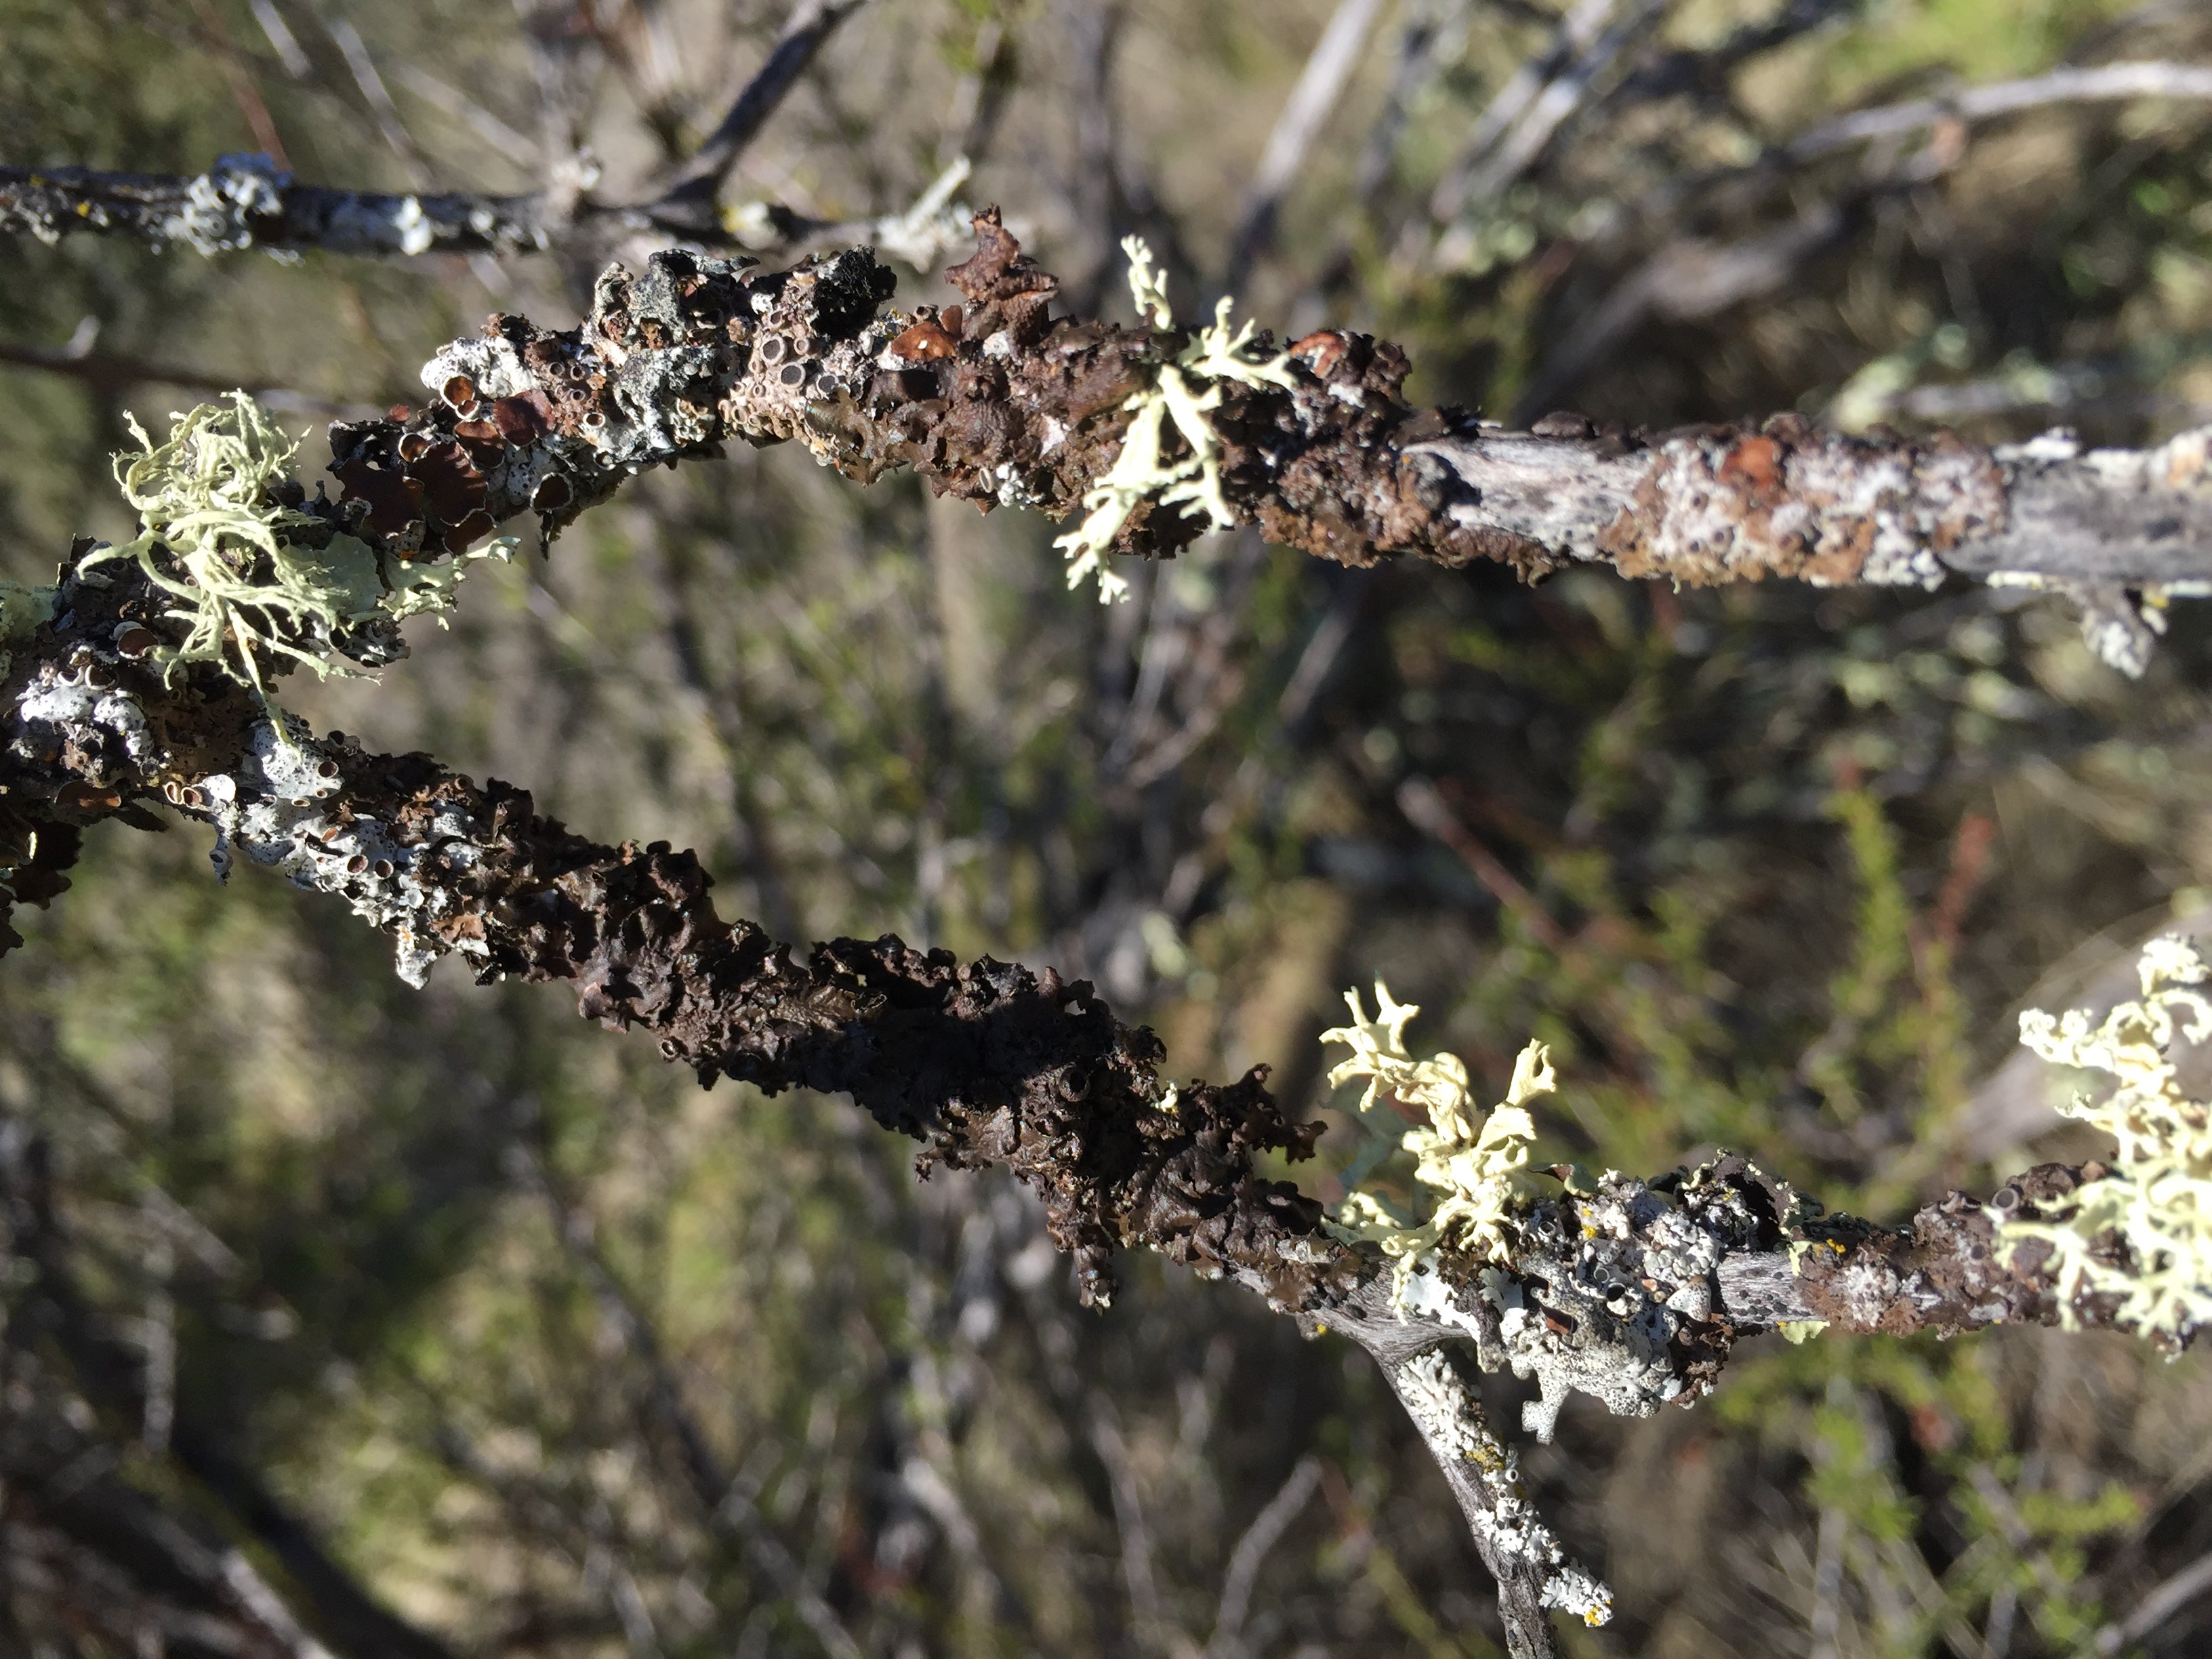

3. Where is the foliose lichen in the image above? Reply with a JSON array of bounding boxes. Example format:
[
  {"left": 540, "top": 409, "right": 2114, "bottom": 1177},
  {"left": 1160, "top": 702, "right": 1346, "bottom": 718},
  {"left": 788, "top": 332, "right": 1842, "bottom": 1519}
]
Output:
[
  {"left": 0, "top": 579, "right": 58, "bottom": 678},
  {"left": 2005, "top": 933, "right": 2212, "bottom": 1346},
  {"left": 1050, "top": 237, "right": 1296, "bottom": 602},
  {"left": 1320, "top": 981, "right": 1548, "bottom": 1303}
]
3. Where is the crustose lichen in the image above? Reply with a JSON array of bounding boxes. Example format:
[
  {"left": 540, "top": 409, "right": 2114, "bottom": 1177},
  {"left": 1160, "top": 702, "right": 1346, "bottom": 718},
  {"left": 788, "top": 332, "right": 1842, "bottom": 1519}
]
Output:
[
  {"left": 1320, "top": 981, "right": 1551, "bottom": 1304},
  {"left": 81, "top": 393, "right": 508, "bottom": 705},
  {"left": 2007, "top": 933, "right": 2212, "bottom": 1347},
  {"left": 1052, "top": 237, "right": 1296, "bottom": 603}
]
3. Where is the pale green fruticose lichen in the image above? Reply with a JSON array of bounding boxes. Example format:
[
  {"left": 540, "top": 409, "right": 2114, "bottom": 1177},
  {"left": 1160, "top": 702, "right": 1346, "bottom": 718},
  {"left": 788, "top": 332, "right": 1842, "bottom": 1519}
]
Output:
[
  {"left": 1052, "top": 237, "right": 1297, "bottom": 603},
  {"left": 79, "top": 394, "right": 510, "bottom": 705},
  {"left": 2005, "top": 933, "right": 2212, "bottom": 1345},
  {"left": 1321, "top": 981, "right": 1549, "bottom": 1305}
]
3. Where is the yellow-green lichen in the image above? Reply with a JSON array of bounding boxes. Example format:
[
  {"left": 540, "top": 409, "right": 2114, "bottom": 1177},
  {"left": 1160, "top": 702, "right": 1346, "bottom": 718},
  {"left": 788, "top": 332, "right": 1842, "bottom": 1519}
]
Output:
[
  {"left": 1321, "top": 981, "right": 1550, "bottom": 1304},
  {"left": 2005, "top": 933, "right": 2212, "bottom": 1345},
  {"left": 1052, "top": 237, "right": 1296, "bottom": 603},
  {"left": 79, "top": 393, "right": 509, "bottom": 704}
]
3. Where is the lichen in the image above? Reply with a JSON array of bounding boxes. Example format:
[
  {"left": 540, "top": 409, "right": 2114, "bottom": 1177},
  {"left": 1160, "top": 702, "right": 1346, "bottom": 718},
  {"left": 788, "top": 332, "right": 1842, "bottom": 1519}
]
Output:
[
  {"left": 0, "top": 579, "right": 58, "bottom": 677},
  {"left": 1051, "top": 237, "right": 1296, "bottom": 602},
  {"left": 1321, "top": 981, "right": 1548, "bottom": 1305},
  {"left": 81, "top": 394, "right": 510, "bottom": 705},
  {"left": 1393, "top": 1351, "right": 1612, "bottom": 1628},
  {"left": 2005, "top": 933, "right": 2212, "bottom": 1345}
]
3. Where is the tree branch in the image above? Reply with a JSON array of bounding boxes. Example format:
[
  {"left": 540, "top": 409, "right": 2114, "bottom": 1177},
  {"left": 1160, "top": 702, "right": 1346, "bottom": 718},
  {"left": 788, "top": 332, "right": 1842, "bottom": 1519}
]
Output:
[
  {"left": 0, "top": 207, "right": 2200, "bottom": 1657},
  {"left": 654, "top": 0, "right": 873, "bottom": 234}
]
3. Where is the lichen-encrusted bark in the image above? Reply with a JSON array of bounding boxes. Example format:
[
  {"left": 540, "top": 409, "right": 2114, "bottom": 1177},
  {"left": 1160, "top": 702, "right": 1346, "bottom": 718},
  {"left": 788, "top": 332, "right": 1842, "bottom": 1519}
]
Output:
[
  {"left": 5, "top": 204, "right": 2207, "bottom": 1659},
  {"left": 2, "top": 534, "right": 2176, "bottom": 1659},
  {"left": 0, "top": 157, "right": 557, "bottom": 257}
]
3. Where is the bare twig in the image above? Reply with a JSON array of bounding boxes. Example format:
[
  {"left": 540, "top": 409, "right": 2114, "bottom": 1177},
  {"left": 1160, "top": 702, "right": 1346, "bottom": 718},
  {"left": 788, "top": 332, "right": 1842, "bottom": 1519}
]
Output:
[
  {"left": 655, "top": 0, "right": 872, "bottom": 234},
  {"left": 0, "top": 1124, "right": 453, "bottom": 1659},
  {"left": 1225, "top": 0, "right": 1390, "bottom": 291},
  {"left": 324, "top": 18, "right": 435, "bottom": 186},
  {"left": 1427, "top": 0, "right": 1667, "bottom": 228},
  {"left": 391, "top": 64, "right": 541, "bottom": 169},
  {"left": 1206, "top": 1454, "right": 1321, "bottom": 1657},
  {"left": 1786, "top": 61, "right": 2212, "bottom": 164},
  {"left": 2095, "top": 1545, "right": 2212, "bottom": 1652},
  {"left": 525, "top": 1154, "right": 867, "bottom": 1659}
]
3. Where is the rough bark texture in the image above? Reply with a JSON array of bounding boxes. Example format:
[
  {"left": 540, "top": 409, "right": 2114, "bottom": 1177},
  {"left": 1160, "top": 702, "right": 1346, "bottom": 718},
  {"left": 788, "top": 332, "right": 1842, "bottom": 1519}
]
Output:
[
  {"left": 300, "top": 212, "right": 2212, "bottom": 638},
  {"left": 12, "top": 186, "right": 2212, "bottom": 602},
  {"left": 0, "top": 158, "right": 559, "bottom": 256},
  {"left": 1, "top": 207, "right": 2196, "bottom": 1658}
]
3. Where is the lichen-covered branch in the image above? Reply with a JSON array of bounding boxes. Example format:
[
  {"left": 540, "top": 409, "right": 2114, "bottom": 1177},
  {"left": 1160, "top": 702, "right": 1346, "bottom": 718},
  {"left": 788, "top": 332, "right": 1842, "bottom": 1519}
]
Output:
[
  {"left": 9, "top": 178, "right": 2212, "bottom": 663},
  {"left": 99, "top": 203, "right": 2212, "bottom": 674},
  {"left": 8, "top": 210, "right": 2212, "bottom": 1656},
  {"left": 0, "top": 521, "right": 2186, "bottom": 1656},
  {"left": 0, "top": 157, "right": 558, "bottom": 256},
  {"left": 0, "top": 141, "right": 976, "bottom": 268}
]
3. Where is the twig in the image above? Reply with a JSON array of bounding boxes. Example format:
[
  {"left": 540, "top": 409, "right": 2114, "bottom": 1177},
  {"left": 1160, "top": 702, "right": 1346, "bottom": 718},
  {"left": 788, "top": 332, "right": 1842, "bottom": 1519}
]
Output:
[
  {"left": 1225, "top": 0, "right": 1390, "bottom": 291},
  {"left": 1206, "top": 1454, "right": 1321, "bottom": 1657},
  {"left": 655, "top": 0, "right": 872, "bottom": 232},
  {"left": 0, "top": 1124, "right": 454, "bottom": 1659},
  {"left": 1352, "top": 0, "right": 1472, "bottom": 203},
  {"left": 325, "top": 18, "right": 434, "bottom": 187},
  {"left": 1427, "top": 0, "right": 1641, "bottom": 226},
  {"left": 1787, "top": 61, "right": 2212, "bottom": 164},
  {"left": 1511, "top": 199, "right": 1849, "bottom": 418},
  {"left": 1088, "top": 1397, "right": 1189, "bottom": 1656},
  {"left": 2095, "top": 1546, "right": 2212, "bottom": 1652},
  {"left": 0, "top": 334, "right": 260, "bottom": 395},
  {"left": 526, "top": 1153, "right": 867, "bottom": 1659},
  {"left": 186, "top": 0, "right": 292, "bottom": 169},
  {"left": 1397, "top": 777, "right": 1570, "bottom": 952},
  {"left": 247, "top": 0, "right": 311, "bottom": 79},
  {"left": 392, "top": 64, "right": 541, "bottom": 169}
]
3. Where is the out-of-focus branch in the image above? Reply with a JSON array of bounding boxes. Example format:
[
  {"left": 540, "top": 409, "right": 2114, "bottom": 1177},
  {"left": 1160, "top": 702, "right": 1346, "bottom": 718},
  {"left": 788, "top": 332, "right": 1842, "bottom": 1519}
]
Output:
[
  {"left": 1224, "top": 0, "right": 1389, "bottom": 291},
  {"left": 525, "top": 1153, "right": 865, "bottom": 1659},
  {"left": 1206, "top": 1453, "right": 1320, "bottom": 1658},
  {"left": 0, "top": 158, "right": 556, "bottom": 255},
  {"left": 0, "top": 330, "right": 306, "bottom": 398},
  {"left": 0, "top": 1122, "right": 455, "bottom": 1659},
  {"left": 1427, "top": 0, "right": 1663, "bottom": 229},
  {"left": 1786, "top": 60, "right": 2212, "bottom": 163},
  {"left": 654, "top": 0, "right": 873, "bottom": 235},
  {"left": 0, "top": 149, "right": 975, "bottom": 268}
]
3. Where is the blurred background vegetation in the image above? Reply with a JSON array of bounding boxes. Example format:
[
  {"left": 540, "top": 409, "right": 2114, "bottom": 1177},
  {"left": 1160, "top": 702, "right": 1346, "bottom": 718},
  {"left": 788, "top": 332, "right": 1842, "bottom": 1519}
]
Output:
[{"left": 7, "top": 1, "right": 2212, "bottom": 1655}]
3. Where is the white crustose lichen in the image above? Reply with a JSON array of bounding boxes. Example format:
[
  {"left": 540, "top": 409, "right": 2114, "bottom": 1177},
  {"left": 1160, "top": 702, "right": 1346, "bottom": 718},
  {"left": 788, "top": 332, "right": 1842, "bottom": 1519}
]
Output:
[
  {"left": 2006, "top": 932, "right": 2212, "bottom": 1346},
  {"left": 1052, "top": 237, "right": 1297, "bottom": 602},
  {"left": 1320, "top": 981, "right": 1549, "bottom": 1305},
  {"left": 1393, "top": 1351, "right": 1613, "bottom": 1628}
]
